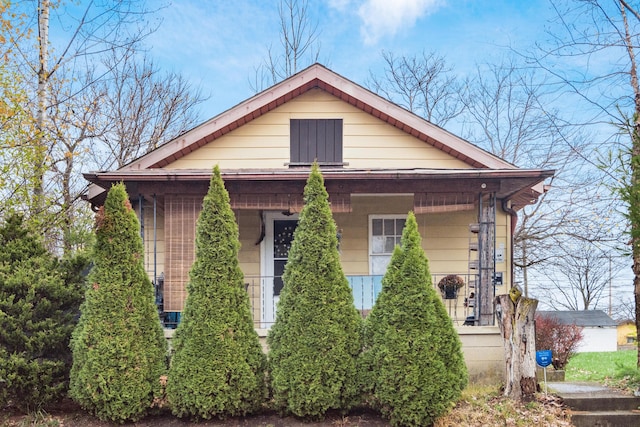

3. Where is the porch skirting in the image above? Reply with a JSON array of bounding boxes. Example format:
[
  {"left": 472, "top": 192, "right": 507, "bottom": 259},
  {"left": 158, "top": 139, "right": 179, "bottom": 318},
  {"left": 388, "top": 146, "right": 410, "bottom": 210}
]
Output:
[{"left": 164, "top": 325, "right": 505, "bottom": 385}]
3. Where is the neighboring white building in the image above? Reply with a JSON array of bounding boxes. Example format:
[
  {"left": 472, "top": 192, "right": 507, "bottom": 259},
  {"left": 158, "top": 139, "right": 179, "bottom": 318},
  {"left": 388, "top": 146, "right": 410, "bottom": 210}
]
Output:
[{"left": 537, "top": 310, "right": 618, "bottom": 353}]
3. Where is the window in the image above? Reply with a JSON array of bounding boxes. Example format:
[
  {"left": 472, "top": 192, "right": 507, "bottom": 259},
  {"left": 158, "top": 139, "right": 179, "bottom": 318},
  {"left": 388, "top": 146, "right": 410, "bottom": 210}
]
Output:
[
  {"left": 369, "top": 215, "right": 406, "bottom": 275},
  {"left": 290, "top": 119, "right": 343, "bottom": 165}
]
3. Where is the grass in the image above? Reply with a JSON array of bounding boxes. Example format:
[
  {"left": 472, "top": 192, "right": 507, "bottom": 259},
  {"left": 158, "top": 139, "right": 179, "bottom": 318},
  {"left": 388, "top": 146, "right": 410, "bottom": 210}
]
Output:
[{"left": 565, "top": 349, "right": 640, "bottom": 392}]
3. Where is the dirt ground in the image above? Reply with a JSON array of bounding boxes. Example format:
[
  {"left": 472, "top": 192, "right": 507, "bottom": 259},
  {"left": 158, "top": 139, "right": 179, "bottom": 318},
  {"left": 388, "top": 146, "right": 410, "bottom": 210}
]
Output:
[
  {"left": 1, "top": 393, "right": 573, "bottom": 427},
  {"left": 1, "top": 400, "right": 390, "bottom": 427}
]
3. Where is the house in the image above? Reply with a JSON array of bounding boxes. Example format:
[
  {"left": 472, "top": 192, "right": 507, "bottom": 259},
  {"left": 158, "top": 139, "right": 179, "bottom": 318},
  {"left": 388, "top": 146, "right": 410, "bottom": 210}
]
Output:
[
  {"left": 537, "top": 310, "right": 618, "bottom": 352},
  {"left": 83, "top": 64, "right": 553, "bottom": 381},
  {"left": 617, "top": 319, "right": 637, "bottom": 348}
]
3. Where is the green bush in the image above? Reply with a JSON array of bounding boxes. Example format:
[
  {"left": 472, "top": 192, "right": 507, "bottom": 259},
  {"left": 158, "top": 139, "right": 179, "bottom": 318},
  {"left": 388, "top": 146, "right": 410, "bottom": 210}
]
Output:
[
  {"left": 69, "top": 183, "right": 167, "bottom": 423},
  {"left": 0, "top": 215, "right": 85, "bottom": 412},
  {"left": 167, "top": 166, "right": 267, "bottom": 419},
  {"left": 362, "top": 212, "right": 468, "bottom": 426},
  {"left": 267, "top": 163, "right": 363, "bottom": 419}
]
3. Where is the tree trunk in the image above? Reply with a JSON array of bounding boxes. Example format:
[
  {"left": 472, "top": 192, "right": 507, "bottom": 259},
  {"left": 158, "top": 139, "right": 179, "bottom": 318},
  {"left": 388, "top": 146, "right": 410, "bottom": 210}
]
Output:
[
  {"left": 620, "top": 0, "right": 640, "bottom": 370},
  {"left": 494, "top": 293, "right": 538, "bottom": 401},
  {"left": 34, "top": 0, "right": 50, "bottom": 214}
]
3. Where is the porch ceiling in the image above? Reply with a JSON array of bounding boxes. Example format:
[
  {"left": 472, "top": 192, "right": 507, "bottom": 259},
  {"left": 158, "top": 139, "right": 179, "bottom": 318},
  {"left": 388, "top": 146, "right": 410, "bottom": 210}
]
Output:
[{"left": 84, "top": 167, "right": 553, "bottom": 211}]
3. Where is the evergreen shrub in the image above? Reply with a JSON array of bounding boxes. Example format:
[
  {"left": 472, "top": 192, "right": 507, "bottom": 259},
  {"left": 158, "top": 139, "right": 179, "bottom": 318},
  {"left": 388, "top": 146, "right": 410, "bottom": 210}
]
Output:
[
  {"left": 362, "top": 212, "right": 468, "bottom": 426},
  {"left": 0, "top": 215, "right": 85, "bottom": 412},
  {"left": 69, "top": 183, "right": 167, "bottom": 423},
  {"left": 167, "top": 166, "right": 267, "bottom": 419},
  {"left": 267, "top": 163, "right": 363, "bottom": 419}
]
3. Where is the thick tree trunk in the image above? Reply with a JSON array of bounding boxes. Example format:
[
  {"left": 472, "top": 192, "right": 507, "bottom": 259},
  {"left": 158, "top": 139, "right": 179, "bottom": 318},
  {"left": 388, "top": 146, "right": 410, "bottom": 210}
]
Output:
[{"left": 494, "top": 292, "right": 538, "bottom": 401}]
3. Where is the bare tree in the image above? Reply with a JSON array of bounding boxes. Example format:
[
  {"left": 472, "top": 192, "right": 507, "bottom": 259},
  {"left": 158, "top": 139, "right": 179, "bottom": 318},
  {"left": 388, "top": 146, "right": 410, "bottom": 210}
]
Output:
[
  {"left": 42, "top": 46, "right": 205, "bottom": 254},
  {"left": 3, "top": 2, "right": 204, "bottom": 253},
  {"left": 250, "top": 0, "right": 321, "bottom": 92},
  {"left": 47, "top": 68, "right": 108, "bottom": 253},
  {"left": 367, "top": 51, "right": 464, "bottom": 127},
  {"left": 91, "top": 47, "right": 205, "bottom": 170},
  {"left": 18, "top": 1, "right": 158, "bottom": 217},
  {"left": 534, "top": 241, "right": 627, "bottom": 311},
  {"left": 528, "top": 0, "right": 640, "bottom": 367}
]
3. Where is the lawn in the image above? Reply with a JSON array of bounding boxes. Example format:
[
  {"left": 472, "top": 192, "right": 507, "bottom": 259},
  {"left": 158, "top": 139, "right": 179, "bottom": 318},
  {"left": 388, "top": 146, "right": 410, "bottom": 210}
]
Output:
[{"left": 565, "top": 349, "right": 640, "bottom": 391}]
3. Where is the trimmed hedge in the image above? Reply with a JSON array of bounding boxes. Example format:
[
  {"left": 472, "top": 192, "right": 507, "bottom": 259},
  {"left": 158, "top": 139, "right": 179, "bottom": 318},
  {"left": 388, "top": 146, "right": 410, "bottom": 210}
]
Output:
[
  {"left": 362, "top": 212, "right": 468, "bottom": 426},
  {"left": 167, "top": 166, "right": 267, "bottom": 419},
  {"left": 69, "top": 183, "right": 167, "bottom": 423},
  {"left": 267, "top": 163, "right": 363, "bottom": 419},
  {"left": 0, "top": 215, "right": 85, "bottom": 412}
]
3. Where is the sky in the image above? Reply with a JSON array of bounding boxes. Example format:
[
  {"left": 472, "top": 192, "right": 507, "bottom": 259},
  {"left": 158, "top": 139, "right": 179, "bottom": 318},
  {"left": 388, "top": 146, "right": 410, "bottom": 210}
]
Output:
[{"left": 145, "top": 0, "right": 555, "bottom": 119}]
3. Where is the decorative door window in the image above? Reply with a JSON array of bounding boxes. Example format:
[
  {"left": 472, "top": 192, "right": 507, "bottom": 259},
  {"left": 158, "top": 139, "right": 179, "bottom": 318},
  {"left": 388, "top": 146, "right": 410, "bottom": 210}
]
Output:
[
  {"left": 273, "top": 220, "right": 297, "bottom": 296},
  {"left": 369, "top": 216, "right": 406, "bottom": 275}
]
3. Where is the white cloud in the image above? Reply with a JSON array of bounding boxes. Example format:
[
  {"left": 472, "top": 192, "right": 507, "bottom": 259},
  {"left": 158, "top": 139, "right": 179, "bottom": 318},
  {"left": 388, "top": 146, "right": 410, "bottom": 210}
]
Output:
[
  {"left": 357, "top": 0, "right": 445, "bottom": 45},
  {"left": 327, "top": 0, "right": 353, "bottom": 11}
]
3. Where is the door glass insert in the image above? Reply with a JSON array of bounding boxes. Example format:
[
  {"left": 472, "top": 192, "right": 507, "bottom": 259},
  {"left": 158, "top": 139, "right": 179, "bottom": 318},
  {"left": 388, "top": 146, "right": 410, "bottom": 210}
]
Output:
[{"left": 273, "top": 220, "right": 297, "bottom": 296}]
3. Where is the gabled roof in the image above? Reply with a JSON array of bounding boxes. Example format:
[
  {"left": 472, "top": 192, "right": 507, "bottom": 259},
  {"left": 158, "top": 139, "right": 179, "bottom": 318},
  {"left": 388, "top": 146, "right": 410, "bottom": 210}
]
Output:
[
  {"left": 537, "top": 310, "right": 618, "bottom": 328},
  {"left": 120, "top": 63, "right": 515, "bottom": 172}
]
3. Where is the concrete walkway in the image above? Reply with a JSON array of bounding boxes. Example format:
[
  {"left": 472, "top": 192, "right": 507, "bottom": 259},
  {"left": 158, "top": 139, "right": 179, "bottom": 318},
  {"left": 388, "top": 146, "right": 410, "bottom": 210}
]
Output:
[{"left": 547, "top": 381, "right": 626, "bottom": 397}]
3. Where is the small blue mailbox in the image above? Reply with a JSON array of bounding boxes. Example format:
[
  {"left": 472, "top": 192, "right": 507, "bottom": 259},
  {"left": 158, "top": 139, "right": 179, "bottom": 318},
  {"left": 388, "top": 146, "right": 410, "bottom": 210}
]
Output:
[{"left": 536, "top": 350, "right": 553, "bottom": 368}]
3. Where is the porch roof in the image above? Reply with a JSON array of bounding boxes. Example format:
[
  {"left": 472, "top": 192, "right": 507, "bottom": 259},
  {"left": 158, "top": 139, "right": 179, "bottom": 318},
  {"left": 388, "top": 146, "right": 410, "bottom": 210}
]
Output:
[{"left": 83, "top": 166, "right": 553, "bottom": 211}]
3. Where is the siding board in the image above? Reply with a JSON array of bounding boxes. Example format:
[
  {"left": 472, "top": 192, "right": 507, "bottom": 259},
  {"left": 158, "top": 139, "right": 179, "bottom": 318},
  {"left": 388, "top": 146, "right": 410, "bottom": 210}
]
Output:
[{"left": 168, "top": 89, "right": 470, "bottom": 170}]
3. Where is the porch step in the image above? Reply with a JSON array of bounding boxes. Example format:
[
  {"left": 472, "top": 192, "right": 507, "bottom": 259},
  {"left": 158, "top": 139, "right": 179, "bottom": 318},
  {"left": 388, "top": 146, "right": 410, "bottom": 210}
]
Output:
[
  {"left": 562, "top": 395, "right": 640, "bottom": 412},
  {"left": 549, "top": 382, "right": 640, "bottom": 427},
  {"left": 569, "top": 409, "right": 640, "bottom": 427}
]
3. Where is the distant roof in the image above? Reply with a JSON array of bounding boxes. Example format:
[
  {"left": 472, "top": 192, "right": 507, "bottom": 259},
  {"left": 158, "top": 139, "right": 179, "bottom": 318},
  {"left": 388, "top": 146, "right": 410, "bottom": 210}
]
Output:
[{"left": 537, "top": 310, "right": 618, "bottom": 327}]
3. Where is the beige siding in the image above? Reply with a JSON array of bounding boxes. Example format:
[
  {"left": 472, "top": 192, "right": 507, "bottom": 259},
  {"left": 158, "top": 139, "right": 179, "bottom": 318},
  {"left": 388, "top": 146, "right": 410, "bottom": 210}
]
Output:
[
  {"left": 456, "top": 326, "right": 505, "bottom": 384},
  {"left": 237, "top": 210, "right": 262, "bottom": 322},
  {"left": 338, "top": 195, "right": 482, "bottom": 276},
  {"left": 167, "top": 89, "right": 471, "bottom": 170},
  {"left": 164, "top": 326, "right": 506, "bottom": 384}
]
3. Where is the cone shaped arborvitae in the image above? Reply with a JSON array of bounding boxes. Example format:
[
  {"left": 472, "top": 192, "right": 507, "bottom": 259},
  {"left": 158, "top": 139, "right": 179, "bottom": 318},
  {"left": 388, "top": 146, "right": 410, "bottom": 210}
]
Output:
[
  {"left": 267, "top": 163, "right": 363, "bottom": 419},
  {"left": 69, "top": 183, "right": 167, "bottom": 423},
  {"left": 0, "top": 215, "right": 84, "bottom": 412},
  {"left": 167, "top": 166, "right": 266, "bottom": 419},
  {"left": 362, "top": 212, "right": 468, "bottom": 427}
]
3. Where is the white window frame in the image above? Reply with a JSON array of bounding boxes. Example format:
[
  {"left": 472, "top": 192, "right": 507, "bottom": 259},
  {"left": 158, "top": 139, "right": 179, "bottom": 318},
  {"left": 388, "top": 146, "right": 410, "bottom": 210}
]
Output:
[{"left": 368, "top": 214, "right": 407, "bottom": 275}]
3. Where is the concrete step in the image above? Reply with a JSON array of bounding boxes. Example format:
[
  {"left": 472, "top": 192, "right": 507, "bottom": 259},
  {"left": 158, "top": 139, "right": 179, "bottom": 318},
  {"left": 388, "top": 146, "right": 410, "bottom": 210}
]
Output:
[
  {"left": 562, "top": 395, "right": 640, "bottom": 411},
  {"left": 570, "top": 409, "right": 640, "bottom": 427},
  {"left": 548, "top": 382, "right": 640, "bottom": 427}
]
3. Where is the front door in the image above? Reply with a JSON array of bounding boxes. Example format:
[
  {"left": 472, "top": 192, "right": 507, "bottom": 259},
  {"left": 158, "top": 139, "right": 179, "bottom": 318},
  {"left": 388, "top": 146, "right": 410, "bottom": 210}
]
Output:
[{"left": 262, "top": 212, "right": 298, "bottom": 327}]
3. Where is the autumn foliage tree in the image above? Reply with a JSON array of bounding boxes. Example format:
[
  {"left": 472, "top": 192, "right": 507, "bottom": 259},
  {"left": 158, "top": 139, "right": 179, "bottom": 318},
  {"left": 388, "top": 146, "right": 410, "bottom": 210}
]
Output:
[
  {"left": 267, "top": 163, "right": 363, "bottom": 418},
  {"left": 535, "top": 314, "right": 583, "bottom": 370},
  {"left": 362, "top": 212, "right": 467, "bottom": 427},
  {"left": 167, "top": 166, "right": 267, "bottom": 419},
  {"left": 69, "top": 183, "right": 167, "bottom": 423}
]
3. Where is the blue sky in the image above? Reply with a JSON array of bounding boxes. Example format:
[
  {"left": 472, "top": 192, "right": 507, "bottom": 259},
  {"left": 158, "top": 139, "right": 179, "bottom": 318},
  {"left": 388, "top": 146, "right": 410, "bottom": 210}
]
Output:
[{"left": 147, "top": 0, "right": 554, "bottom": 119}]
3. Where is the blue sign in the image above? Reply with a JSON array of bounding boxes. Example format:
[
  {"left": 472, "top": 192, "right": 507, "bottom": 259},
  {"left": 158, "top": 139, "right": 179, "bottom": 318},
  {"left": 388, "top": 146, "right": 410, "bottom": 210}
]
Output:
[{"left": 536, "top": 350, "right": 553, "bottom": 368}]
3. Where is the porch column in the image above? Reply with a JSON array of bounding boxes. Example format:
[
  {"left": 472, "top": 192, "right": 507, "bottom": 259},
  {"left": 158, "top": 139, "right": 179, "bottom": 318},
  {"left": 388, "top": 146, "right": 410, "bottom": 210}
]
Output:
[{"left": 478, "top": 193, "right": 496, "bottom": 326}]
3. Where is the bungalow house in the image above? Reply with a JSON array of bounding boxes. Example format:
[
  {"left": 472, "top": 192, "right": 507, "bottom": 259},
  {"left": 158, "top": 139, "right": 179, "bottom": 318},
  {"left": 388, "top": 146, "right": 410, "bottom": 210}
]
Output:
[
  {"left": 83, "top": 64, "right": 553, "bottom": 372},
  {"left": 537, "top": 310, "right": 618, "bottom": 352}
]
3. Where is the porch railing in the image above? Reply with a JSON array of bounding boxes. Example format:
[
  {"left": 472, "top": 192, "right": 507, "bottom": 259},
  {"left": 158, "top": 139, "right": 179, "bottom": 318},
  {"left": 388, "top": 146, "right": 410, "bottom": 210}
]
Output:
[{"left": 159, "top": 273, "right": 478, "bottom": 329}]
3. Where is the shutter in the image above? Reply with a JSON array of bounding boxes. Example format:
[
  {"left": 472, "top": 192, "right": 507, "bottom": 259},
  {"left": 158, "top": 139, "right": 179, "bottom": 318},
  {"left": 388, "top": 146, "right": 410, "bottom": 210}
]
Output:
[{"left": 290, "top": 119, "right": 343, "bottom": 164}]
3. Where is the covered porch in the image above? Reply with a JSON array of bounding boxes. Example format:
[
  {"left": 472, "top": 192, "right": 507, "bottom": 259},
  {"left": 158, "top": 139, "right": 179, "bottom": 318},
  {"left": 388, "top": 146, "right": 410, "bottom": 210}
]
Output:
[{"left": 84, "top": 166, "right": 552, "bottom": 330}]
